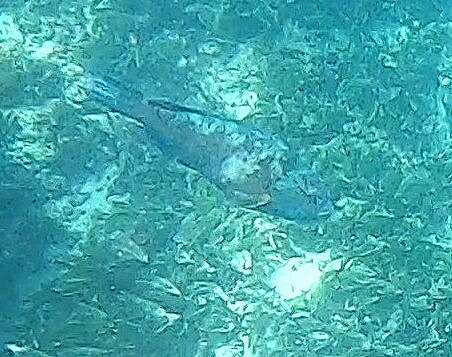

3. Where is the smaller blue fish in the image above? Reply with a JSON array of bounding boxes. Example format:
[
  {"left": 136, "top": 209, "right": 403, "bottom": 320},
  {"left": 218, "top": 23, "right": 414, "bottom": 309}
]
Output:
[{"left": 85, "top": 77, "right": 334, "bottom": 224}]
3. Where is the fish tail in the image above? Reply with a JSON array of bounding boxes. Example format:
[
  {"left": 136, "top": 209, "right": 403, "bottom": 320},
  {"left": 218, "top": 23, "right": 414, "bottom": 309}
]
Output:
[
  {"left": 85, "top": 75, "right": 143, "bottom": 113},
  {"left": 85, "top": 75, "right": 215, "bottom": 119}
]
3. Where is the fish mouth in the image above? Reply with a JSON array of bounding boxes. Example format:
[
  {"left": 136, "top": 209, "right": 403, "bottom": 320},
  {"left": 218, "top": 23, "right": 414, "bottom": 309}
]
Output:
[
  {"left": 258, "top": 172, "right": 334, "bottom": 224},
  {"left": 260, "top": 192, "right": 334, "bottom": 224}
]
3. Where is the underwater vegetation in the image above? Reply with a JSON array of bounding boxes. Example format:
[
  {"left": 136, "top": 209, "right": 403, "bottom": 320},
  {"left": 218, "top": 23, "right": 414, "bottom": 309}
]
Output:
[{"left": 0, "top": 1, "right": 451, "bottom": 356}]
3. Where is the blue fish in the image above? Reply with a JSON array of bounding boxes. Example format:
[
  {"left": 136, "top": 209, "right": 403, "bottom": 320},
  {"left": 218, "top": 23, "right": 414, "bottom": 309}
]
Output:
[{"left": 85, "top": 77, "right": 334, "bottom": 224}]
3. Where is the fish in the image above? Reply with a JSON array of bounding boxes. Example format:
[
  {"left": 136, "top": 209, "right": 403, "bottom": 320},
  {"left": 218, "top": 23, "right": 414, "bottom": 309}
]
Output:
[{"left": 84, "top": 76, "right": 334, "bottom": 224}]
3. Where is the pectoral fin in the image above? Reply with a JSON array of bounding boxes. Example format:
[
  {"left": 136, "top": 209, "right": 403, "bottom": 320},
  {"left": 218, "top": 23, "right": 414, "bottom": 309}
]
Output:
[{"left": 228, "top": 190, "right": 271, "bottom": 209}]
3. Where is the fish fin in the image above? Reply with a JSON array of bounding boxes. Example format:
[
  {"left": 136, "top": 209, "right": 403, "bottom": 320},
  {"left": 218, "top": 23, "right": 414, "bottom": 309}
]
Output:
[
  {"left": 228, "top": 190, "right": 271, "bottom": 209},
  {"left": 84, "top": 75, "right": 144, "bottom": 113}
]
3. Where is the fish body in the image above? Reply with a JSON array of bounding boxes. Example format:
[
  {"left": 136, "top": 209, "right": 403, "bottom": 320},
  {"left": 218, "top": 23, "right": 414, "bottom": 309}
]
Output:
[{"left": 87, "top": 77, "right": 333, "bottom": 223}]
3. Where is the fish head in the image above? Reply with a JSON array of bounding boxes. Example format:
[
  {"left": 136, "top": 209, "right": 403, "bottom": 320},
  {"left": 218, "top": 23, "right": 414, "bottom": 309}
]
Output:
[
  {"left": 218, "top": 150, "right": 334, "bottom": 223},
  {"left": 258, "top": 170, "right": 334, "bottom": 224},
  {"left": 218, "top": 150, "right": 277, "bottom": 208}
]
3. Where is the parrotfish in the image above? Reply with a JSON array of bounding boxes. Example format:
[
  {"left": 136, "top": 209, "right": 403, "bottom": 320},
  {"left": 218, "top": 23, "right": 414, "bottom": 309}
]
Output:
[{"left": 84, "top": 77, "right": 334, "bottom": 224}]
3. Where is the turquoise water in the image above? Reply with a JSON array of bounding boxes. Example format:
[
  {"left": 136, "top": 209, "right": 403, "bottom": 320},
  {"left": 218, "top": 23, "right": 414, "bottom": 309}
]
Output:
[{"left": 0, "top": 1, "right": 451, "bottom": 356}]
